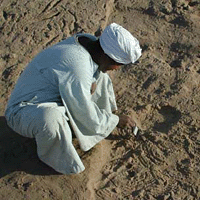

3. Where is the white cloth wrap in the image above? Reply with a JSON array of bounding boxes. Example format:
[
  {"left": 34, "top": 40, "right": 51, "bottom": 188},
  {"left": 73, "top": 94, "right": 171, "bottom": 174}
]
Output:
[{"left": 99, "top": 23, "right": 142, "bottom": 64}]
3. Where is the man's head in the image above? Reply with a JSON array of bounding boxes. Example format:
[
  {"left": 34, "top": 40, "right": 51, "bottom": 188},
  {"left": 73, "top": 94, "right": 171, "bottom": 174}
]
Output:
[
  {"left": 98, "top": 23, "right": 142, "bottom": 72},
  {"left": 97, "top": 48, "right": 123, "bottom": 73}
]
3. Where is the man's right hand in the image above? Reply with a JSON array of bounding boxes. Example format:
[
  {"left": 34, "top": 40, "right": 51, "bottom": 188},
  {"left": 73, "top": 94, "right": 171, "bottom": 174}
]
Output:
[{"left": 117, "top": 115, "right": 136, "bottom": 129}]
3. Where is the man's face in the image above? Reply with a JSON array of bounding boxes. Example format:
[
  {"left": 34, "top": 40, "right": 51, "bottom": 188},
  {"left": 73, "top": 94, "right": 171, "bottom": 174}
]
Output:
[
  {"left": 99, "top": 54, "right": 123, "bottom": 73},
  {"left": 102, "top": 64, "right": 121, "bottom": 73}
]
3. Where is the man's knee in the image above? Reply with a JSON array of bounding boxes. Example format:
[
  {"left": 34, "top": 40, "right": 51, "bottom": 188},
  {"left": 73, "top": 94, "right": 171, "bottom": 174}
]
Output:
[{"left": 36, "top": 107, "right": 67, "bottom": 139}]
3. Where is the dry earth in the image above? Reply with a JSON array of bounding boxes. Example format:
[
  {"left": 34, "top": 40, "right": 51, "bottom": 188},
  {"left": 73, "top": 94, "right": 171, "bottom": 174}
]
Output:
[{"left": 0, "top": 0, "right": 200, "bottom": 199}]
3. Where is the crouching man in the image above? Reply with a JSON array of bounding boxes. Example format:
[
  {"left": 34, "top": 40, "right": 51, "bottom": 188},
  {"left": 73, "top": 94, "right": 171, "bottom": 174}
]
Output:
[{"left": 5, "top": 23, "right": 141, "bottom": 174}]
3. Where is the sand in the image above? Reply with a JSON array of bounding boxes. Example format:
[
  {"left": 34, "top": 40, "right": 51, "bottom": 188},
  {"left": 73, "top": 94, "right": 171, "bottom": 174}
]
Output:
[{"left": 0, "top": 0, "right": 200, "bottom": 199}]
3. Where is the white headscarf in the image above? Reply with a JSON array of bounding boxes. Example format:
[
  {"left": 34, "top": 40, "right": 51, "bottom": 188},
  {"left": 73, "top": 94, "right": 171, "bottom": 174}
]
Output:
[{"left": 99, "top": 23, "right": 142, "bottom": 64}]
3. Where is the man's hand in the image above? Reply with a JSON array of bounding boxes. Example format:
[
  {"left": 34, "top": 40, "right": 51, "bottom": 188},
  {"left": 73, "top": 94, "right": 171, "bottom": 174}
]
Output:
[
  {"left": 117, "top": 115, "right": 136, "bottom": 129},
  {"left": 91, "top": 82, "right": 97, "bottom": 95}
]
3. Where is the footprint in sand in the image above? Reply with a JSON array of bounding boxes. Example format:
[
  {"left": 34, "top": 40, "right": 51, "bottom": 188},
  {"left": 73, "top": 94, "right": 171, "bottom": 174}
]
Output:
[{"left": 153, "top": 105, "right": 181, "bottom": 133}]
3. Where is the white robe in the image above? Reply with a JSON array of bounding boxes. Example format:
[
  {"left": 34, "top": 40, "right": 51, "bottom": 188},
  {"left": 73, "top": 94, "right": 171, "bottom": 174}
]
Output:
[{"left": 5, "top": 33, "right": 119, "bottom": 174}]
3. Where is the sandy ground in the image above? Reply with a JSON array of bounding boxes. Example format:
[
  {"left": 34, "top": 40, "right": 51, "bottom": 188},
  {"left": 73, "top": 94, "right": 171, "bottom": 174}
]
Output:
[{"left": 0, "top": 0, "right": 200, "bottom": 199}]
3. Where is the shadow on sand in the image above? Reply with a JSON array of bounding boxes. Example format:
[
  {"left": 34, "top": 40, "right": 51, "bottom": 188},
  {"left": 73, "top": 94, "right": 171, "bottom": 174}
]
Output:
[{"left": 0, "top": 116, "right": 60, "bottom": 178}]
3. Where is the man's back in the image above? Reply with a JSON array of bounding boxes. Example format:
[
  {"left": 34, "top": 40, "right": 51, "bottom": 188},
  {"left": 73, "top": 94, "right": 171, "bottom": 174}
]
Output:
[{"left": 5, "top": 34, "right": 97, "bottom": 118}]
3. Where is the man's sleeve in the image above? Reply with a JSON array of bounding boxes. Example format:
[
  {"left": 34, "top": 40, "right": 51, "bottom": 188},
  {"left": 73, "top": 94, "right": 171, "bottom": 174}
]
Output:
[{"left": 58, "top": 68, "right": 119, "bottom": 137}]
